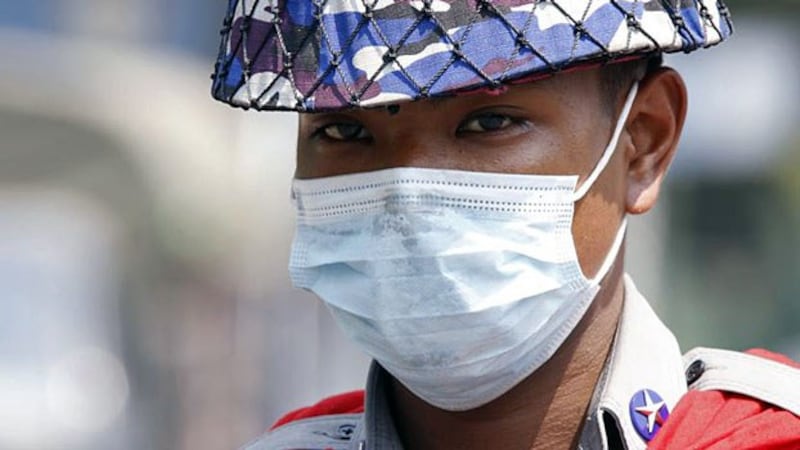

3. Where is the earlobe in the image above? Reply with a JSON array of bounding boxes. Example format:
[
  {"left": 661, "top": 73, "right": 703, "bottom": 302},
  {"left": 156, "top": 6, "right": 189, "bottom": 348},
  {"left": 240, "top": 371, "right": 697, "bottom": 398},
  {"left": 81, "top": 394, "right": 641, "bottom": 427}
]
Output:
[{"left": 624, "top": 68, "right": 687, "bottom": 215}]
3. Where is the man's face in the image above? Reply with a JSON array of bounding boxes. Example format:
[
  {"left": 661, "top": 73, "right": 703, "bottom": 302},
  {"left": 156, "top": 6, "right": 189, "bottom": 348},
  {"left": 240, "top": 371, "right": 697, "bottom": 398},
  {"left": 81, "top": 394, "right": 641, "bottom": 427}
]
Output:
[{"left": 296, "top": 68, "right": 631, "bottom": 278}]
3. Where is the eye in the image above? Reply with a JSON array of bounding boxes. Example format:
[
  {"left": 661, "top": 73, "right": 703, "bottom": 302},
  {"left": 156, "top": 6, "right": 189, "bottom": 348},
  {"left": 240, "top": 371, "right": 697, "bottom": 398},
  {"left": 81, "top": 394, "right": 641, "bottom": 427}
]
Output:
[
  {"left": 318, "top": 123, "right": 372, "bottom": 141},
  {"left": 458, "top": 113, "right": 515, "bottom": 133}
]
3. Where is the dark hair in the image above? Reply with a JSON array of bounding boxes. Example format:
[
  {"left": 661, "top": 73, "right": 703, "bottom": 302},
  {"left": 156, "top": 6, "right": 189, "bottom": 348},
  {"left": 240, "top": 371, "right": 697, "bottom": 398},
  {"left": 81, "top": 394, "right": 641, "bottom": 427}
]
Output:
[{"left": 600, "top": 54, "right": 663, "bottom": 115}]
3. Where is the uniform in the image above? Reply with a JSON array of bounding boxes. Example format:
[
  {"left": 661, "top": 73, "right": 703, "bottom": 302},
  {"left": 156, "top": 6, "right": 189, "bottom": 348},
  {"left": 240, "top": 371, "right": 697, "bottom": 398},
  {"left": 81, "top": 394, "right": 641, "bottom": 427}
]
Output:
[
  {"left": 209, "top": 1, "right": 800, "bottom": 449},
  {"left": 241, "top": 276, "right": 800, "bottom": 450}
]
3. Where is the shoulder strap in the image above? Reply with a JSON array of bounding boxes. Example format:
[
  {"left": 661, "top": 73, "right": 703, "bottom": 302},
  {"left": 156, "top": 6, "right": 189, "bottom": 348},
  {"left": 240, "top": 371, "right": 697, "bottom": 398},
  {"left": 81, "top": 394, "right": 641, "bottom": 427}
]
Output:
[
  {"left": 241, "top": 413, "right": 364, "bottom": 450},
  {"left": 683, "top": 347, "right": 800, "bottom": 416},
  {"left": 271, "top": 390, "right": 365, "bottom": 430}
]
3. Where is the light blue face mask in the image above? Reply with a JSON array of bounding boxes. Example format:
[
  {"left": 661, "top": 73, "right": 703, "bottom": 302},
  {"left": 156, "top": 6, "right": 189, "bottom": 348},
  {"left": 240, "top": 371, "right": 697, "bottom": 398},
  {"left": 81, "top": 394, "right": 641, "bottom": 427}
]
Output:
[{"left": 289, "top": 83, "right": 638, "bottom": 411}]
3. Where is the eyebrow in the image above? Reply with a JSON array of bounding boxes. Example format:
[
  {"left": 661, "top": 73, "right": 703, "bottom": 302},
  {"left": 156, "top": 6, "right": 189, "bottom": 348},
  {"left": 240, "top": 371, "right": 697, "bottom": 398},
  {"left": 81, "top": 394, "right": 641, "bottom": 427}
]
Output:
[
  {"left": 427, "top": 96, "right": 451, "bottom": 108},
  {"left": 378, "top": 95, "right": 452, "bottom": 116},
  {"left": 426, "top": 82, "right": 543, "bottom": 108}
]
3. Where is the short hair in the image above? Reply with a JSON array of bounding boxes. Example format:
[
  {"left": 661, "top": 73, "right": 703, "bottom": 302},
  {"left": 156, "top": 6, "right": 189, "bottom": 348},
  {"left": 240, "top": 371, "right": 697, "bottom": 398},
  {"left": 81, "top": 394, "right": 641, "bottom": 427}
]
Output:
[{"left": 600, "top": 54, "right": 663, "bottom": 115}]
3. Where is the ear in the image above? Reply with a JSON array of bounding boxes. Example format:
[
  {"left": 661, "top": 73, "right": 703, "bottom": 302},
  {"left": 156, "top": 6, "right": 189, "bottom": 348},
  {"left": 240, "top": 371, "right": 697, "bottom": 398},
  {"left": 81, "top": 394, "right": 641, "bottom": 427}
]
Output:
[{"left": 624, "top": 68, "right": 687, "bottom": 215}]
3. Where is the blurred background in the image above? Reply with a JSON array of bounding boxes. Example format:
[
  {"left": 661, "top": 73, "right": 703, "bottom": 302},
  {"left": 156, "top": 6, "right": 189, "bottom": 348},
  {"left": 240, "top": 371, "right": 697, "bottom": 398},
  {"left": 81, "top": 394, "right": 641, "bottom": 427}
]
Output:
[{"left": 0, "top": 2, "right": 798, "bottom": 449}]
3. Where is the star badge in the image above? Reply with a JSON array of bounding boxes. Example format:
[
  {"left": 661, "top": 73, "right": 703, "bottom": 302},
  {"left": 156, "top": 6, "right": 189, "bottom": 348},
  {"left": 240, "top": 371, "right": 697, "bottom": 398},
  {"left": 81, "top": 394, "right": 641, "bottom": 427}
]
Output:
[{"left": 629, "top": 389, "right": 670, "bottom": 442}]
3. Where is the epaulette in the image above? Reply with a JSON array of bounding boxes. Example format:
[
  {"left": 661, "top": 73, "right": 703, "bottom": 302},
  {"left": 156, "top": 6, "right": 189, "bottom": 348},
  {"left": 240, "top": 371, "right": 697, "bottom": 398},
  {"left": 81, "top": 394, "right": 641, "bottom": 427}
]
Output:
[
  {"left": 649, "top": 348, "right": 800, "bottom": 449},
  {"left": 241, "top": 413, "right": 365, "bottom": 450},
  {"left": 683, "top": 347, "right": 800, "bottom": 415},
  {"left": 270, "top": 390, "right": 365, "bottom": 430},
  {"left": 244, "top": 390, "right": 366, "bottom": 450}
]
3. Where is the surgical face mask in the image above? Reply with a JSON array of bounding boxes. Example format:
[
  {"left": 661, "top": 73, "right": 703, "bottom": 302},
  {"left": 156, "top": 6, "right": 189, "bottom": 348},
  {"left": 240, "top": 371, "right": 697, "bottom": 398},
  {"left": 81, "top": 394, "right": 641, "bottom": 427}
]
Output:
[{"left": 289, "top": 84, "right": 638, "bottom": 411}]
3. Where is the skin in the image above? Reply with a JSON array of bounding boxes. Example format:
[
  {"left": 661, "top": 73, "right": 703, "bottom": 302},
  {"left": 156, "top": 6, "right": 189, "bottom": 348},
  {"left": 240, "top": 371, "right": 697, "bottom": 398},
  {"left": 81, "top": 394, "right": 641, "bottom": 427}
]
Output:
[{"left": 296, "top": 66, "right": 687, "bottom": 449}]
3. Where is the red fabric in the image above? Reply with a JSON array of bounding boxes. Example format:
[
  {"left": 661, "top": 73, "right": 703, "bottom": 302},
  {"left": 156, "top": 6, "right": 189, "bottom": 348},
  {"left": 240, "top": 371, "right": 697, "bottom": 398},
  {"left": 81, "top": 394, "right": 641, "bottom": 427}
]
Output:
[
  {"left": 648, "top": 349, "right": 800, "bottom": 450},
  {"left": 270, "top": 390, "right": 365, "bottom": 431}
]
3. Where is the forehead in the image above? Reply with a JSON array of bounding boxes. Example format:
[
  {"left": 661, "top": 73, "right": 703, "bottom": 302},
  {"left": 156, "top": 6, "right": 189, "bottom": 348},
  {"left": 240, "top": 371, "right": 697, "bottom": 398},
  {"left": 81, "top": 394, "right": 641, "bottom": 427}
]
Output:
[{"left": 300, "top": 67, "right": 604, "bottom": 121}]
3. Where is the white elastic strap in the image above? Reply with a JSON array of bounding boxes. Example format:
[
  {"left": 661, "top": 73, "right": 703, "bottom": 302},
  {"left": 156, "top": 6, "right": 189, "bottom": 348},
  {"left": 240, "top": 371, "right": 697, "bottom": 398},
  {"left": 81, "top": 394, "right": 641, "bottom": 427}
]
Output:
[
  {"left": 573, "top": 83, "right": 639, "bottom": 202},
  {"left": 588, "top": 218, "right": 628, "bottom": 284}
]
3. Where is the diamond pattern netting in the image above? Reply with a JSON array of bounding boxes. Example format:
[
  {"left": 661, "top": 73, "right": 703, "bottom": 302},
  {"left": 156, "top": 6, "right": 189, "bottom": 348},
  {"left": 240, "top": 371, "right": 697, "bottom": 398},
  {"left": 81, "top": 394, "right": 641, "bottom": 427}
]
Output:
[{"left": 212, "top": 0, "right": 732, "bottom": 112}]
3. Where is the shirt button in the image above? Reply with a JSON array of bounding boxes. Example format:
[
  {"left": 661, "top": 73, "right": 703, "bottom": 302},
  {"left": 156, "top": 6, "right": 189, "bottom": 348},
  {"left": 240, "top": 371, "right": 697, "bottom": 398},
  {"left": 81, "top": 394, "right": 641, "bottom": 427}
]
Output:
[
  {"left": 337, "top": 423, "right": 355, "bottom": 439},
  {"left": 685, "top": 359, "right": 706, "bottom": 386}
]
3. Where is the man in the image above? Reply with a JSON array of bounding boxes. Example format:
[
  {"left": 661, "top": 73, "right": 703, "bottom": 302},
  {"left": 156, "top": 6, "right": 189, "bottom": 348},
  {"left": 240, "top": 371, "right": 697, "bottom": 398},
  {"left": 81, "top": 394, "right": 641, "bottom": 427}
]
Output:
[{"left": 211, "top": 1, "right": 800, "bottom": 449}]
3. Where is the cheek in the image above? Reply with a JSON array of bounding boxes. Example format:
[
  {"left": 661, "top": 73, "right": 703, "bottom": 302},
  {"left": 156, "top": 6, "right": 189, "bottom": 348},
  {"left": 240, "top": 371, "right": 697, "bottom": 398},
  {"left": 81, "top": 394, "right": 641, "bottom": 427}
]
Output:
[
  {"left": 570, "top": 149, "right": 628, "bottom": 279},
  {"left": 295, "top": 140, "right": 382, "bottom": 179},
  {"left": 504, "top": 110, "right": 611, "bottom": 177},
  {"left": 458, "top": 128, "right": 588, "bottom": 176}
]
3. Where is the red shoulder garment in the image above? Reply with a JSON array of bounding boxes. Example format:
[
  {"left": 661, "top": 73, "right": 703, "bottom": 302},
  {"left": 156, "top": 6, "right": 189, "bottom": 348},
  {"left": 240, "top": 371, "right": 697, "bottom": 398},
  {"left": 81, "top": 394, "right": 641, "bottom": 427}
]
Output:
[
  {"left": 648, "top": 349, "right": 800, "bottom": 450},
  {"left": 270, "top": 390, "right": 365, "bottom": 431}
]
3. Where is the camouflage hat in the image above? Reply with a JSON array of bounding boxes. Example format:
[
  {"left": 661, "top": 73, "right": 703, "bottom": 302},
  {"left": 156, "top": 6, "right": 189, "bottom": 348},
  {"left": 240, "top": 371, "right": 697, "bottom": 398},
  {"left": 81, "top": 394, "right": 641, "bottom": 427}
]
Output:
[{"left": 211, "top": 0, "right": 732, "bottom": 112}]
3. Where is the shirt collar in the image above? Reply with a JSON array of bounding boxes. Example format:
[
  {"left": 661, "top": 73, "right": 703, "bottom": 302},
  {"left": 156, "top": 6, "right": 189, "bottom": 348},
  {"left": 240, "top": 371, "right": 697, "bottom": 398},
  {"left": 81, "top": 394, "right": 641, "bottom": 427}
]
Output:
[
  {"left": 359, "top": 274, "right": 687, "bottom": 450},
  {"left": 359, "top": 361, "right": 403, "bottom": 450},
  {"left": 579, "top": 274, "right": 687, "bottom": 450}
]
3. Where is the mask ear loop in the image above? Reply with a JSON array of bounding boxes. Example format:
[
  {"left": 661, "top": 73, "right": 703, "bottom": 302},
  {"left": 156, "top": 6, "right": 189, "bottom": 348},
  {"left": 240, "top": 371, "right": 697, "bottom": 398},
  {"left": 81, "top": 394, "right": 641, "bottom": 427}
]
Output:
[
  {"left": 589, "top": 217, "right": 628, "bottom": 284},
  {"left": 572, "top": 82, "right": 638, "bottom": 282},
  {"left": 572, "top": 82, "right": 639, "bottom": 202}
]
